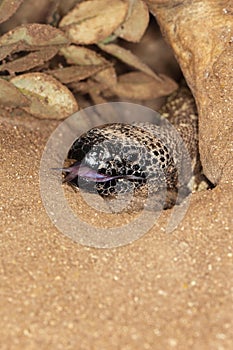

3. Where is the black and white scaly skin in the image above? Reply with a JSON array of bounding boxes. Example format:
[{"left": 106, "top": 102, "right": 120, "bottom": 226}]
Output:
[{"left": 62, "top": 87, "right": 198, "bottom": 211}]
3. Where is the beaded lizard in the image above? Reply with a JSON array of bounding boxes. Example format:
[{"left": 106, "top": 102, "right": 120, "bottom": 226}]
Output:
[{"left": 61, "top": 86, "right": 200, "bottom": 211}]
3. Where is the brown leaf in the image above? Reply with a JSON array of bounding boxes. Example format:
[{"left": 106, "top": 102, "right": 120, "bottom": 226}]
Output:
[
  {"left": 98, "top": 42, "right": 161, "bottom": 80},
  {"left": 69, "top": 80, "right": 104, "bottom": 95},
  {"left": 115, "top": 0, "right": 149, "bottom": 42},
  {"left": 0, "top": 23, "right": 69, "bottom": 61},
  {"left": 93, "top": 67, "right": 118, "bottom": 87},
  {"left": 60, "top": 45, "right": 108, "bottom": 66},
  {"left": 109, "top": 71, "right": 178, "bottom": 99},
  {"left": 10, "top": 73, "right": 78, "bottom": 119},
  {"left": 89, "top": 90, "right": 108, "bottom": 105},
  {"left": 69, "top": 81, "right": 94, "bottom": 94},
  {"left": 0, "top": 0, "right": 23, "bottom": 24},
  {"left": 46, "top": 65, "right": 107, "bottom": 84},
  {"left": 0, "top": 47, "right": 58, "bottom": 74},
  {"left": 0, "top": 78, "right": 29, "bottom": 107},
  {"left": 59, "top": 0, "right": 128, "bottom": 44}
]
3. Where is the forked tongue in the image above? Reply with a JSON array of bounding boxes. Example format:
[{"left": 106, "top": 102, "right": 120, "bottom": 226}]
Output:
[{"left": 53, "top": 162, "right": 144, "bottom": 182}]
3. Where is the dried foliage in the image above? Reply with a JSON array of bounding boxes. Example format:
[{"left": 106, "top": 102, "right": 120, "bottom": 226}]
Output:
[
  {"left": 0, "top": 0, "right": 24, "bottom": 24},
  {"left": 0, "top": 0, "right": 178, "bottom": 119},
  {"left": 11, "top": 73, "right": 78, "bottom": 119}
]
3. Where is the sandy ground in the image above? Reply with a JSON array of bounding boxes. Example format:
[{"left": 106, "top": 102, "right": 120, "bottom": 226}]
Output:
[{"left": 1, "top": 112, "right": 232, "bottom": 350}]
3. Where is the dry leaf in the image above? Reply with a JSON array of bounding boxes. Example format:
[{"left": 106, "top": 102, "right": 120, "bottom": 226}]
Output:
[
  {"left": 0, "top": 47, "right": 58, "bottom": 74},
  {"left": 0, "top": 0, "right": 23, "bottom": 24},
  {"left": 0, "top": 78, "right": 29, "bottom": 107},
  {"left": 60, "top": 45, "right": 108, "bottom": 66},
  {"left": 115, "top": 0, "right": 149, "bottom": 42},
  {"left": 109, "top": 71, "right": 178, "bottom": 99},
  {"left": 0, "top": 23, "right": 69, "bottom": 61},
  {"left": 70, "top": 78, "right": 108, "bottom": 95},
  {"left": 46, "top": 65, "right": 107, "bottom": 84},
  {"left": 89, "top": 90, "right": 108, "bottom": 105},
  {"left": 93, "top": 67, "right": 118, "bottom": 87},
  {"left": 98, "top": 42, "right": 161, "bottom": 80},
  {"left": 59, "top": 0, "right": 128, "bottom": 44},
  {"left": 11, "top": 73, "right": 78, "bottom": 119}
]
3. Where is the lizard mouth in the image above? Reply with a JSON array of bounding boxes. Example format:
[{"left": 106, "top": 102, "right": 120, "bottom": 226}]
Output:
[{"left": 53, "top": 162, "right": 145, "bottom": 183}]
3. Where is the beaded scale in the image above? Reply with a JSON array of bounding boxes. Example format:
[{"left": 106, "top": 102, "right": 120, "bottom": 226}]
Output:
[{"left": 62, "top": 87, "right": 199, "bottom": 211}]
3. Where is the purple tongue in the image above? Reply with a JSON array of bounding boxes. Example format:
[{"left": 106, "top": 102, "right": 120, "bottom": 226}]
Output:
[{"left": 54, "top": 162, "right": 144, "bottom": 183}]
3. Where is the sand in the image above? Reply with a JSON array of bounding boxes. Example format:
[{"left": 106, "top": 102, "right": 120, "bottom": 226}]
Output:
[{"left": 1, "top": 112, "right": 232, "bottom": 350}]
